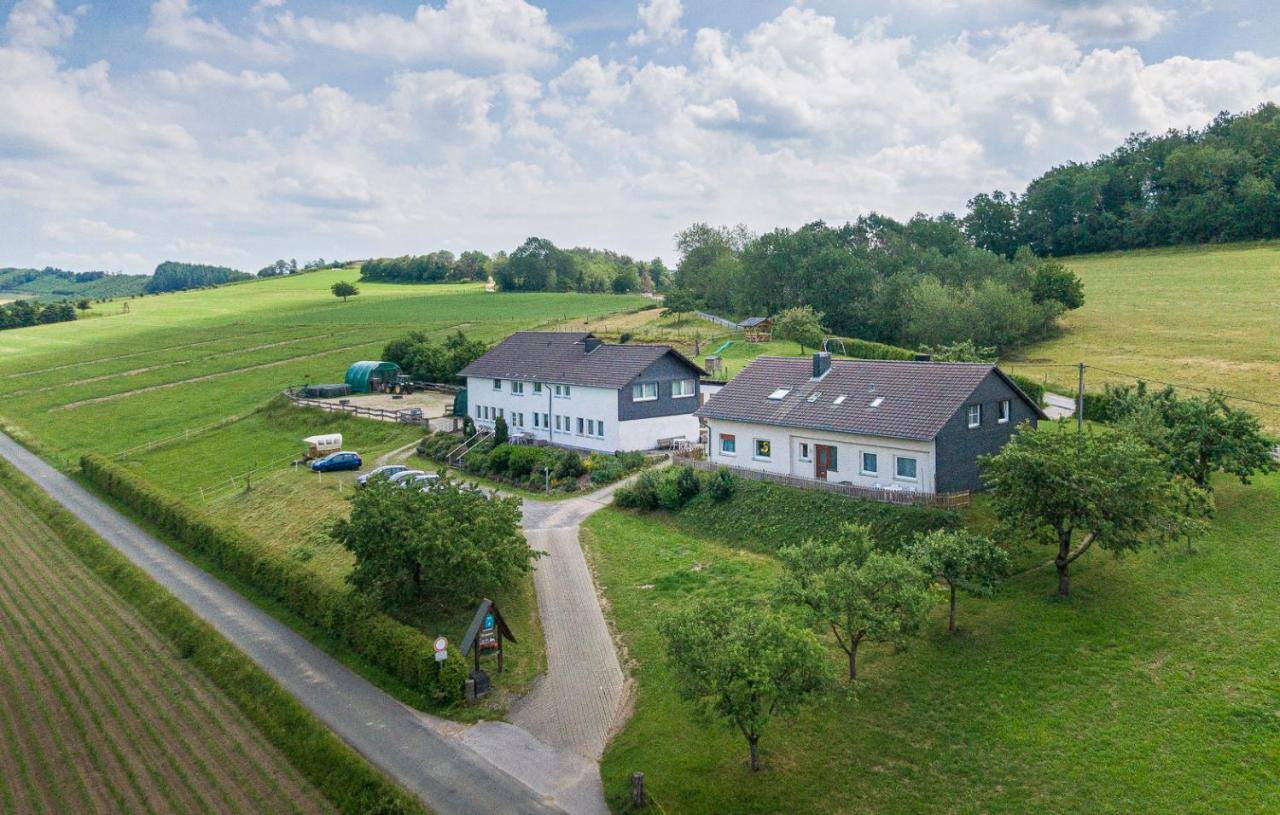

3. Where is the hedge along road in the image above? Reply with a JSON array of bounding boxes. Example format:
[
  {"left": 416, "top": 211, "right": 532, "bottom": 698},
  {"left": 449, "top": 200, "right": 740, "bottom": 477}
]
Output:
[{"left": 0, "top": 431, "right": 581, "bottom": 815}]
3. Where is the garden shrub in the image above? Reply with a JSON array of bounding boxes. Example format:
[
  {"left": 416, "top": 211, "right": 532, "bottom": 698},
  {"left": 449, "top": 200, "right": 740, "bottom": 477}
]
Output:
[
  {"left": 590, "top": 457, "right": 625, "bottom": 485},
  {"left": 706, "top": 467, "right": 736, "bottom": 502},
  {"left": 554, "top": 449, "right": 586, "bottom": 479},
  {"left": 615, "top": 470, "right": 661, "bottom": 510},
  {"left": 80, "top": 454, "right": 450, "bottom": 706},
  {"left": 657, "top": 465, "right": 701, "bottom": 511},
  {"left": 1007, "top": 373, "right": 1046, "bottom": 407}
]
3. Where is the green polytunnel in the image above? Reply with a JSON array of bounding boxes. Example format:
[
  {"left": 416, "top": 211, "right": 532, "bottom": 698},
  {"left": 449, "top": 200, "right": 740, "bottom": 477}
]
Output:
[{"left": 344, "top": 360, "right": 401, "bottom": 393}]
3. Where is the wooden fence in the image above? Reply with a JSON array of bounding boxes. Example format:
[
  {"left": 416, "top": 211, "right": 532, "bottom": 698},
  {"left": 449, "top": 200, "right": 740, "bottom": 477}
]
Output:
[
  {"left": 284, "top": 388, "right": 463, "bottom": 432},
  {"left": 675, "top": 454, "right": 970, "bottom": 508},
  {"left": 695, "top": 311, "right": 740, "bottom": 329}
]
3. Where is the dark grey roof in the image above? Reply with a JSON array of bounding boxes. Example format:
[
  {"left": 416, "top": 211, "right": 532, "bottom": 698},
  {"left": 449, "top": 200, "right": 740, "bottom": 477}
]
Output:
[
  {"left": 459, "top": 332, "right": 705, "bottom": 390},
  {"left": 696, "top": 356, "right": 1045, "bottom": 441},
  {"left": 738, "top": 317, "right": 770, "bottom": 327}
]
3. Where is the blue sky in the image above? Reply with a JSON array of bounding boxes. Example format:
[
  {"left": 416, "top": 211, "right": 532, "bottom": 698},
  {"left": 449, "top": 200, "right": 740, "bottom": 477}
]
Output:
[{"left": 2, "top": 0, "right": 1278, "bottom": 273}]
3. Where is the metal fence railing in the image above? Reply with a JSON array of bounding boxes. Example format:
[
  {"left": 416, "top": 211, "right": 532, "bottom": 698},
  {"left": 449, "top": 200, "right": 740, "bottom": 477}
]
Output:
[
  {"left": 674, "top": 454, "right": 970, "bottom": 508},
  {"left": 283, "top": 388, "right": 463, "bottom": 432}
]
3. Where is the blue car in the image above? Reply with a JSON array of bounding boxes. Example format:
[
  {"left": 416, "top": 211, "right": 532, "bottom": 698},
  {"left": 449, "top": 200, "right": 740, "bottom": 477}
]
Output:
[{"left": 309, "top": 451, "right": 362, "bottom": 472}]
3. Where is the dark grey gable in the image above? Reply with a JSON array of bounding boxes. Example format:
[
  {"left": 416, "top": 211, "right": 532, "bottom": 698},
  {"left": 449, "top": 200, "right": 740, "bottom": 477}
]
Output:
[
  {"left": 933, "top": 369, "right": 1041, "bottom": 493},
  {"left": 617, "top": 351, "right": 703, "bottom": 421}
]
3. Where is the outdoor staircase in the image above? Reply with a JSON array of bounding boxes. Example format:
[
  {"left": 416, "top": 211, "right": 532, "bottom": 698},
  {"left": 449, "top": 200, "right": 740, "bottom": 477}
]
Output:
[{"left": 447, "top": 429, "right": 492, "bottom": 467}]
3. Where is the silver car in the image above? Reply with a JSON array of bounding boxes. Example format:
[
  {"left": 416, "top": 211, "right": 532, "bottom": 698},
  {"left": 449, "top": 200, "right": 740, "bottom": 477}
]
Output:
[{"left": 357, "top": 464, "right": 410, "bottom": 487}]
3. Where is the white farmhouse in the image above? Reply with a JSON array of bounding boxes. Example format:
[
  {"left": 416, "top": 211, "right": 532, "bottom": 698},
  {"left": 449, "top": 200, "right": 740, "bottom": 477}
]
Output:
[
  {"left": 697, "top": 353, "right": 1044, "bottom": 494},
  {"left": 459, "top": 332, "right": 706, "bottom": 452}
]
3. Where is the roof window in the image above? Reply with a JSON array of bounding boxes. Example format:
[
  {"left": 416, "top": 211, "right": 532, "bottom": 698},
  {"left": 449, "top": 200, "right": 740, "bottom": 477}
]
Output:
[
  {"left": 768, "top": 388, "right": 791, "bottom": 400},
  {"left": 807, "top": 391, "right": 822, "bottom": 403},
  {"left": 869, "top": 396, "right": 884, "bottom": 408},
  {"left": 833, "top": 395, "right": 847, "bottom": 405}
]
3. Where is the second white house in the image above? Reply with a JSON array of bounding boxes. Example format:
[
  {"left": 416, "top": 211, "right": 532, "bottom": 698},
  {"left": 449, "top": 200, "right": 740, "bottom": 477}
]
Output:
[{"left": 458, "top": 331, "right": 706, "bottom": 452}]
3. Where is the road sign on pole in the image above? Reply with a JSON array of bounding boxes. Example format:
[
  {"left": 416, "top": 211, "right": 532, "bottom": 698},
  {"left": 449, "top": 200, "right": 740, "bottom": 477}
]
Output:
[{"left": 434, "top": 636, "right": 449, "bottom": 662}]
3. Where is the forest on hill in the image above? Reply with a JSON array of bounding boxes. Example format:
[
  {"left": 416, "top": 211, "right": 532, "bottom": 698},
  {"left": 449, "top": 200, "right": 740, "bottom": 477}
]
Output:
[
  {"left": 145, "top": 261, "right": 252, "bottom": 293},
  {"left": 963, "top": 103, "right": 1280, "bottom": 257},
  {"left": 0, "top": 268, "right": 149, "bottom": 301}
]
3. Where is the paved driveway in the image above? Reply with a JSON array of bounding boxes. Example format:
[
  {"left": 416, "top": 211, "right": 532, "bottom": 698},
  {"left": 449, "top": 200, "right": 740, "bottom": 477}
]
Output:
[{"left": 0, "top": 432, "right": 596, "bottom": 815}]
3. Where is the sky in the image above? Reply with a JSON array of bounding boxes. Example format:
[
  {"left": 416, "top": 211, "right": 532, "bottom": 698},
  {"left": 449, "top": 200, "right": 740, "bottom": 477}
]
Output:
[{"left": 1, "top": 0, "right": 1278, "bottom": 274}]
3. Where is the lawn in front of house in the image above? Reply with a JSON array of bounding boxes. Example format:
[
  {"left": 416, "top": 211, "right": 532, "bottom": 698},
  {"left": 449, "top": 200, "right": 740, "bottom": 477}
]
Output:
[{"left": 583, "top": 468, "right": 1280, "bottom": 813}]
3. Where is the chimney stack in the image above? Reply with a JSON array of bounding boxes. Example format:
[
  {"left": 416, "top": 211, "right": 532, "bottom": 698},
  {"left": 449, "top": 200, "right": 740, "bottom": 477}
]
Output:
[
  {"left": 812, "top": 352, "right": 832, "bottom": 380},
  {"left": 583, "top": 335, "right": 603, "bottom": 353}
]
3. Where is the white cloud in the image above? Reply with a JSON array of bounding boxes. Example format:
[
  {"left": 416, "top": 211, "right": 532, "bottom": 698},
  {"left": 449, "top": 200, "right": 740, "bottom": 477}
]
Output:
[
  {"left": 627, "top": 0, "right": 684, "bottom": 47},
  {"left": 146, "top": 0, "right": 288, "bottom": 62},
  {"left": 267, "top": 0, "right": 565, "bottom": 71},
  {"left": 42, "top": 218, "right": 139, "bottom": 242},
  {"left": 1057, "top": 2, "right": 1172, "bottom": 43},
  {"left": 152, "top": 61, "right": 291, "bottom": 94},
  {"left": 5, "top": 0, "right": 80, "bottom": 49}
]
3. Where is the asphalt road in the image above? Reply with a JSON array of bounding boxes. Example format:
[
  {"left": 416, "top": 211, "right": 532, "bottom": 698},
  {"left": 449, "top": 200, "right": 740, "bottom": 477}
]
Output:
[{"left": 0, "top": 432, "right": 567, "bottom": 815}]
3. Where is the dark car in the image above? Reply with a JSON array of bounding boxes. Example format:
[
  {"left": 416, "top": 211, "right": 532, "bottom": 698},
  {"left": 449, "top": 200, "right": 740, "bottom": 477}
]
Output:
[
  {"left": 357, "top": 464, "right": 409, "bottom": 486},
  {"left": 309, "top": 451, "right": 362, "bottom": 472}
]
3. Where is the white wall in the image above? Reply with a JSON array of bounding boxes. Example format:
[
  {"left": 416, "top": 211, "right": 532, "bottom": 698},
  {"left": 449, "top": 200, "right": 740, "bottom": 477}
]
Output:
[
  {"left": 467, "top": 376, "right": 697, "bottom": 452},
  {"left": 704, "top": 418, "right": 937, "bottom": 492}
]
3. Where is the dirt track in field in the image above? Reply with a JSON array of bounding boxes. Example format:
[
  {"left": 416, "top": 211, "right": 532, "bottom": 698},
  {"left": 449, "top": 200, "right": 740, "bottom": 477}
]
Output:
[{"left": 0, "top": 485, "right": 334, "bottom": 815}]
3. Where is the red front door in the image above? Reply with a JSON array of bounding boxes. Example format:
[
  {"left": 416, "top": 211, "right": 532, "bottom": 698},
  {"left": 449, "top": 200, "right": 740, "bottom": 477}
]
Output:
[{"left": 815, "top": 445, "right": 835, "bottom": 480}]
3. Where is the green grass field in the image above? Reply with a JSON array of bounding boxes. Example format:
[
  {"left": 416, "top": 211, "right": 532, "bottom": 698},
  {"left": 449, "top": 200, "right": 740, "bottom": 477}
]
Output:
[
  {"left": 584, "top": 468, "right": 1280, "bottom": 813},
  {"left": 0, "top": 269, "right": 648, "bottom": 463},
  {"left": 0, "top": 270, "right": 640, "bottom": 714},
  {"left": 1004, "top": 241, "right": 1280, "bottom": 430}
]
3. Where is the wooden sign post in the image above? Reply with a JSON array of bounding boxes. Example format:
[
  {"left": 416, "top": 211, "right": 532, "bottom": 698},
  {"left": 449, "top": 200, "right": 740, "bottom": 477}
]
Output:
[{"left": 460, "top": 598, "right": 517, "bottom": 699}]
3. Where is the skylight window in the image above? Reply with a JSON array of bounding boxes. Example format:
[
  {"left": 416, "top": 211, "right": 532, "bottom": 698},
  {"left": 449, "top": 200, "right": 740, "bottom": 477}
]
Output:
[
  {"left": 833, "top": 395, "right": 847, "bottom": 405},
  {"left": 807, "top": 391, "right": 822, "bottom": 403},
  {"left": 768, "top": 388, "right": 791, "bottom": 400},
  {"left": 869, "top": 396, "right": 884, "bottom": 408}
]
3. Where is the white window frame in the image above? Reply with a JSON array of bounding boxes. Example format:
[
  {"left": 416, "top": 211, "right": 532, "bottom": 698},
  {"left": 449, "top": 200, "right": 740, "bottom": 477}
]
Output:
[
  {"left": 596, "top": 420, "right": 605, "bottom": 438},
  {"left": 533, "top": 382, "right": 543, "bottom": 394},
  {"left": 533, "top": 413, "right": 541, "bottom": 428},
  {"left": 967, "top": 404, "right": 982, "bottom": 429},
  {"left": 672, "top": 379, "right": 696, "bottom": 398},
  {"left": 511, "top": 381, "right": 525, "bottom": 395},
  {"left": 513, "top": 412, "right": 524, "bottom": 427},
  {"left": 720, "top": 433, "right": 736, "bottom": 456},
  {"left": 542, "top": 412, "right": 550, "bottom": 429},
  {"left": 633, "top": 382, "right": 659, "bottom": 402},
  {"left": 576, "top": 417, "right": 585, "bottom": 435},
  {"left": 554, "top": 384, "right": 571, "bottom": 398},
  {"left": 860, "top": 451, "right": 878, "bottom": 476},
  {"left": 492, "top": 378, "right": 502, "bottom": 390},
  {"left": 998, "top": 399, "right": 1010, "bottom": 424},
  {"left": 894, "top": 455, "right": 919, "bottom": 482},
  {"left": 798, "top": 442, "right": 811, "bottom": 462},
  {"left": 753, "top": 438, "right": 772, "bottom": 461}
]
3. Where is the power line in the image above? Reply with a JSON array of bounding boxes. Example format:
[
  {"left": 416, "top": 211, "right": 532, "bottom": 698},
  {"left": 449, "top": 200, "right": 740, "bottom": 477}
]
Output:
[{"left": 1083, "top": 364, "right": 1280, "bottom": 410}]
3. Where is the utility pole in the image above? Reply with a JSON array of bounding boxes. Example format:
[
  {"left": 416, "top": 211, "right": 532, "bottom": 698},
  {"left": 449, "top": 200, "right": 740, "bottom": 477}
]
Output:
[{"left": 1077, "top": 362, "right": 1085, "bottom": 432}]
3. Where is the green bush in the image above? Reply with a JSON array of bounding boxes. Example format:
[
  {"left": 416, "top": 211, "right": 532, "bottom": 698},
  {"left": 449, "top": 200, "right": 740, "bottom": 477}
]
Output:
[
  {"left": 706, "top": 467, "right": 736, "bottom": 502},
  {"left": 615, "top": 470, "right": 661, "bottom": 510},
  {"left": 485, "top": 444, "right": 512, "bottom": 475},
  {"left": 80, "top": 454, "right": 450, "bottom": 706},
  {"left": 657, "top": 466, "right": 701, "bottom": 511},
  {"left": 590, "top": 458, "right": 625, "bottom": 485},
  {"left": 835, "top": 337, "right": 916, "bottom": 361},
  {"left": 1, "top": 460, "right": 425, "bottom": 815},
  {"left": 554, "top": 449, "right": 586, "bottom": 479},
  {"left": 504, "top": 445, "right": 548, "bottom": 479}
]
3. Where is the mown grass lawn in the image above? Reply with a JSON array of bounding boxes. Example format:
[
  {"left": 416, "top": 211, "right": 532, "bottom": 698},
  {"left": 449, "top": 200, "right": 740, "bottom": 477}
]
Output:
[
  {"left": 583, "top": 470, "right": 1280, "bottom": 814},
  {"left": 1004, "top": 241, "right": 1280, "bottom": 431}
]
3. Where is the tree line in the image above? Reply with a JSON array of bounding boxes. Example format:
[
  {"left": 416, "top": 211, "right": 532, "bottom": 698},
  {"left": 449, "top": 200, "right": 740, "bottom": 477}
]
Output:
[
  {"left": 673, "top": 217, "right": 1083, "bottom": 353},
  {"left": 0, "top": 299, "right": 76, "bottom": 331},
  {"left": 963, "top": 103, "right": 1280, "bottom": 257},
  {"left": 358, "top": 239, "right": 672, "bottom": 294},
  {"left": 145, "top": 261, "right": 252, "bottom": 293}
]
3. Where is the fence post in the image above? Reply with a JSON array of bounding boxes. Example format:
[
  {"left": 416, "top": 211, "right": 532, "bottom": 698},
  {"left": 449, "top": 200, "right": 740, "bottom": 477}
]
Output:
[{"left": 631, "top": 772, "right": 646, "bottom": 808}]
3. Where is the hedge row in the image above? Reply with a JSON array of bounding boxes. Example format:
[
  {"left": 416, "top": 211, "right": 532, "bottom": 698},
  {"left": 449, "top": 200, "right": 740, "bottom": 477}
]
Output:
[
  {"left": 834, "top": 336, "right": 917, "bottom": 361},
  {"left": 663, "top": 477, "right": 957, "bottom": 555},
  {"left": 80, "top": 453, "right": 459, "bottom": 707},
  {"left": 1006, "top": 373, "right": 1046, "bottom": 408},
  {"left": 0, "top": 459, "right": 424, "bottom": 815}
]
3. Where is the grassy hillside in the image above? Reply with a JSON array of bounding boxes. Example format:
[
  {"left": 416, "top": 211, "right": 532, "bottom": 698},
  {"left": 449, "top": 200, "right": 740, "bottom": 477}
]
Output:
[
  {"left": 0, "top": 268, "right": 149, "bottom": 301},
  {"left": 585, "top": 468, "right": 1280, "bottom": 813},
  {"left": 1004, "top": 241, "right": 1280, "bottom": 430},
  {"left": 0, "top": 268, "right": 648, "bottom": 463}
]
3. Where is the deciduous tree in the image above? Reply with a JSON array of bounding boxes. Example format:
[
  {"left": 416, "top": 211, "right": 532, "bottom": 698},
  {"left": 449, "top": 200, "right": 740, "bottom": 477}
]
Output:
[
  {"left": 775, "top": 524, "right": 932, "bottom": 680},
  {"left": 331, "top": 281, "right": 359, "bottom": 302},
  {"left": 660, "top": 600, "right": 831, "bottom": 771},
  {"left": 907, "top": 530, "right": 1010, "bottom": 632},
  {"left": 772, "top": 305, "right": 826, "bottom": 353},
  {"left": 979, "top": 425, "right": 1205, "bottom": 597}
]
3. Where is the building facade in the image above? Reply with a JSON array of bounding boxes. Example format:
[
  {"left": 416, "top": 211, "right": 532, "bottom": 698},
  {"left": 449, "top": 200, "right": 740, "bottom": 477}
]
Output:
[
  {"left": 697, "top": 354, "right": 1044, "bottom": 494},
  {"left": 460, "top": 332, "right": 705, "bottom": 453}
]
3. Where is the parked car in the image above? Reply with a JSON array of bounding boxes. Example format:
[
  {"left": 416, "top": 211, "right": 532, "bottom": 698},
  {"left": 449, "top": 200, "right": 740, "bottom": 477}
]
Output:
[
  {"left": 309, "top": 451, "right": 362, "bottom": 472},
  {"left": 409, "top": 472, "right": 442, "bottom": 491},
  {"left": 357, "top": 464, "right": 409, "bottom": 487},
  {"left": 387, "top": 469, "right": 427, "bottom": 486}
]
